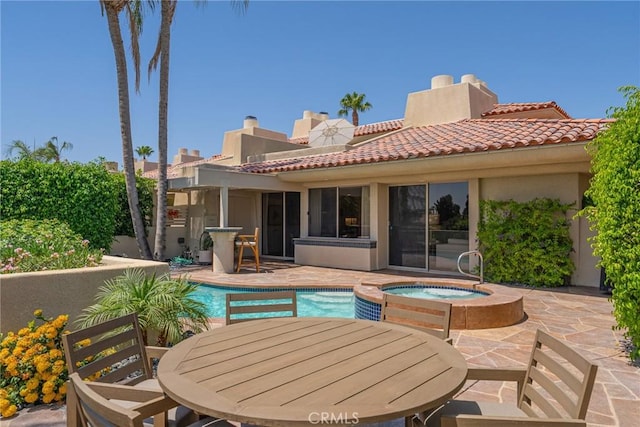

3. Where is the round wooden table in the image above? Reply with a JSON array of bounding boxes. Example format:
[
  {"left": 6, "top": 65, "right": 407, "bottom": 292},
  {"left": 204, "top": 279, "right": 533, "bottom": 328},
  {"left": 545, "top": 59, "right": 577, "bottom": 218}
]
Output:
[{"left": 157, "top": 318, "right": 468, "bottom": 426}]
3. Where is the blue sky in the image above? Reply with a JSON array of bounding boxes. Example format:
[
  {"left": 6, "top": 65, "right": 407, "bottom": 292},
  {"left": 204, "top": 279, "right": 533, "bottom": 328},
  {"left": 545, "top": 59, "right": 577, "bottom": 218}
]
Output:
[{"left": 2, "top": 1, "right": 639, "bottom": 164}]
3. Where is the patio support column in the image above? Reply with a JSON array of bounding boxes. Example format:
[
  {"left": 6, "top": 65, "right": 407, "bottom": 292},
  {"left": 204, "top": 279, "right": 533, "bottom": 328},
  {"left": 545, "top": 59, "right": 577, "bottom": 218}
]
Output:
[{"left": 220, "top": 184, "right": 229, "bottom": 227}]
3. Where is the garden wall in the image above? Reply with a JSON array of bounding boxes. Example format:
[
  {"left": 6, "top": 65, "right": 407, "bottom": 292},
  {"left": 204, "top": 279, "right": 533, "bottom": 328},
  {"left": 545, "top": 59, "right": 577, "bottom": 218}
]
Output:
[{"left": 0, "top": 256, "right": 169, "bottom": 335}]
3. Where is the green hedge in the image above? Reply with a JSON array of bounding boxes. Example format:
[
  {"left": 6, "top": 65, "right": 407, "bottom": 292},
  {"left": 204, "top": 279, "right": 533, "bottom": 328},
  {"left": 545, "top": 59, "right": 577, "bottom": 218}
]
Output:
[
  {"left": 111, "top": 172, "right": 154, "bottom": 237},
  {"left": 582, "top": 86, "right": 640, "bottom": 361},
  {"left": 0, "top": 160, "right": 117, "bottom": 250},
  {"left": 477, "top": 198, "right": 575, "bottom": 287},
  {"left": 0, "top": 160, "right": 156, "bottom": 252}
]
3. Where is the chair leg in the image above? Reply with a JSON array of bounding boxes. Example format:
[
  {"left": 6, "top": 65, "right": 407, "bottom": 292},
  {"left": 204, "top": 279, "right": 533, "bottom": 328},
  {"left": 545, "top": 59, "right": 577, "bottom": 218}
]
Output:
[
  {"left": 66, "top": 380, "right": 81, "bottom": 427},
  {"left": 236, "top": 245, "right": 244, "bottom": 273},
  {"left": 252, "top": 246, "right": 260, "bottom": 273}
]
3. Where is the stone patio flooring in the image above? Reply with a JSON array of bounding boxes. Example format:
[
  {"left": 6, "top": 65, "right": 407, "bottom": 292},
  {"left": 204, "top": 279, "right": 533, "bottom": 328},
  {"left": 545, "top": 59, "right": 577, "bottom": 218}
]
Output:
[{"left": 2, "top": 262, "right": 638, "bottom": 426}]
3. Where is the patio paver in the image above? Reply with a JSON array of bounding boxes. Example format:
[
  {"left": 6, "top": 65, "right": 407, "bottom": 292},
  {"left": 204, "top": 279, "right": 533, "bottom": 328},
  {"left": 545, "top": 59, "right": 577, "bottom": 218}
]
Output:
[{"left": 2, "top": 262, "right": 637, "bottom": 426}]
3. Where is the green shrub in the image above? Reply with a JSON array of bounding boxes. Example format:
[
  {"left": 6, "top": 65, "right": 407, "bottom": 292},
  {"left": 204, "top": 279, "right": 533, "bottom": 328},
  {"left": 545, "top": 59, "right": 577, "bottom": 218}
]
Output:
[
  {"left": 111, "top": 172, "right": 155, "bottom": 237},
  {"left": 0, "top": 219, "right": 103, "bottom": 274},
  {"left": 0, "top": 160, "right": 117, "bottom": 251},
  {"left": 478, "top": 198, "right": 575, "bottom": 287},
  {"left": 582, "top": 86, "right": 640, "bottom": 361},
  {"left": 78, "top": 269, "right": 209, "bottom": 346}
]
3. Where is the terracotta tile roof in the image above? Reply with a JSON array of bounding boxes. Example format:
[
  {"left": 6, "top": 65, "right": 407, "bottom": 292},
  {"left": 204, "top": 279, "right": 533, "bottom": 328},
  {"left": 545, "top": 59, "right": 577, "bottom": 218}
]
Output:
[
  {"left": 288, "top": 119, "right": 404, "bottom": 145},
  {"left": 482, "top": 102, "right": 571, "bottom": 119},
  {"left": 143, "top": 154, "right": 224, "bottom": 179},
  {"left": 241, "top": 118, "right": 611, "bottom": 174},
  {"left": 355, "top": 119, "right": 404, "bottom": 136}
]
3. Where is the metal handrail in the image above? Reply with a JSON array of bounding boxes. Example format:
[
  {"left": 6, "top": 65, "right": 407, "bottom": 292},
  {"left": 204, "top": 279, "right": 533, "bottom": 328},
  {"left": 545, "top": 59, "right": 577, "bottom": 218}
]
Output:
[{"left": 457, "top": 250, "right": 483, "bottom": 284}]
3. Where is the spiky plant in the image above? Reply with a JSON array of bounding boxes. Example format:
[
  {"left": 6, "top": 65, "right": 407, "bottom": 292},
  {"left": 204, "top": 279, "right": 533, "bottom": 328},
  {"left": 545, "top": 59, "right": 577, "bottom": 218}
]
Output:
[{"left": 77, "top": 268, "right": 208, "bottom": 346}]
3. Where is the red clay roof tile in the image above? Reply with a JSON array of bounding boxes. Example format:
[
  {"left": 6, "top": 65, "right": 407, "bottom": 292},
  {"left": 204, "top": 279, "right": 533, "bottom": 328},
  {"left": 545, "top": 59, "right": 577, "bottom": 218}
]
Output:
[
  {"left": 482, "top": 102, "right": 571, "bottom": 119},
  {"left": 241, "top": 118, "right": 611, "bottom": 174}
]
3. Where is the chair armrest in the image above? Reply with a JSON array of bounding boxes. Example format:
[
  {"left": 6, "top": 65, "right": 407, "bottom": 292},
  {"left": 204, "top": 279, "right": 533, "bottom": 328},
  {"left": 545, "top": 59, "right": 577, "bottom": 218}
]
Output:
[
  {"left": 442, "top": 414, "right": 586, "bottom": 427},
  {"left": 87, "top": 382, "right": 166, "bottom": 402},
  {"left": 87, "top": 382, "right": 178, "bottom": 421},
  {"left": 467, "top": 367, "right": 527, "bottom": 397}
]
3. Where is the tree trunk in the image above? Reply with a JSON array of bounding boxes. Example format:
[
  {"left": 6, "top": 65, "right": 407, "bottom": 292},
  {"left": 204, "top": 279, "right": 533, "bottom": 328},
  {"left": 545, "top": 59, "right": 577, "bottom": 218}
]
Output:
[
  {"left": 104, "top": 4, "right": 153, "bottom": 259},
  {"left": 153, "top": 0, "right": 174, "bottom": 261},
  {"left": 352, "top": 110, "right": 359, "bottom": 127}
]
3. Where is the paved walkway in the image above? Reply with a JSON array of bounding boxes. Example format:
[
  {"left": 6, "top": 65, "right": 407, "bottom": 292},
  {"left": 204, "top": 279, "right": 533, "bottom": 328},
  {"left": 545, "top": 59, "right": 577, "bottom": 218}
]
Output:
[{"left": 2, "top": 262, "right": 638, "bottom": 426}]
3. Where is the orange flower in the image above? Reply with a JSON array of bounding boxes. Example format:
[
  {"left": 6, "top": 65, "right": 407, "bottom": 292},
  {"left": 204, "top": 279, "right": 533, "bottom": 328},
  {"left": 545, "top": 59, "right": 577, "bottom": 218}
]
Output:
[
  {"left": 42, "top": 392, "right": 56, "bottom": 404},
  {"left": 1, "top": 404, "right": 17, "bottom": 418},
  {"left": 24, "top": 392, "right": 38, "bottom": 404}
]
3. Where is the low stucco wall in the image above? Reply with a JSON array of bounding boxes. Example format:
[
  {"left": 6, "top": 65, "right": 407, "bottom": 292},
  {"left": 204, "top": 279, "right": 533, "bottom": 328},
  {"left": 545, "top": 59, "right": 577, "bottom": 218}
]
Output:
[
  {"left": 0, "top": 256, "right": 169, "bottom": 335},
  {"left": 294, "top": 238, "right": 377, "bottom": 271}
]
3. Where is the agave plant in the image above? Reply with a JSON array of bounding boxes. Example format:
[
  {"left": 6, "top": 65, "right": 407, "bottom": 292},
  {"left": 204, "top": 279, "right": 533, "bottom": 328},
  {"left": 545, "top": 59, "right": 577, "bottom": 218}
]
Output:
[{"left": 77, "top": 268, "right": 208, "bottom": 346}]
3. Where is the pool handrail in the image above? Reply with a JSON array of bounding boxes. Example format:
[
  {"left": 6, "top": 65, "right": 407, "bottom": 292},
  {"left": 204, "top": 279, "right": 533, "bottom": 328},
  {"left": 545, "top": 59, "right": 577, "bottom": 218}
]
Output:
[{"left": 457, "top": 250, "right": 483, "bottom": 285}]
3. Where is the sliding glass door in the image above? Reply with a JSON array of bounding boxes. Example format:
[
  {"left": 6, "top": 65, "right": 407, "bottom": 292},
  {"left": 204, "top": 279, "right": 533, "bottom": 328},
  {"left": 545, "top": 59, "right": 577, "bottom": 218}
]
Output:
[
  {"left": 389, "top": 185, "right": 426, "bottom": 268},
  {"left": 389, "top": 183, "right": 468, "bottom": 272},
  {"left": 262, "top": 192, "right": 300, "bottom": 258}
]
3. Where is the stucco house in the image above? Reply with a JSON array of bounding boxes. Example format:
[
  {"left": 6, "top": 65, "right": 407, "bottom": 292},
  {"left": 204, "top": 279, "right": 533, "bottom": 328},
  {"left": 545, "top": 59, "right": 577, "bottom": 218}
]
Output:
[{"left": 115, "top": 74, "right": 610, "bottom": 287}]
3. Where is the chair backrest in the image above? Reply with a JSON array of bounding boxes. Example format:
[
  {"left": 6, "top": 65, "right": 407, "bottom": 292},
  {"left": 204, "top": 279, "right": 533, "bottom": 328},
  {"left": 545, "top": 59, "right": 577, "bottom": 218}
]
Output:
[
  {"left": 68, "top": 372, "right": 143, "bottom": 427},
  {"left": 380, "top": 293, "right": 452, "bottom": 340},
  {"left": 237, "top": 227, "right": 259, "bottom": 245},
  {"left": 226, "top": 290, "right": 297, "bottom": 325},
  {"left": 62, "top": 313, "right": 152, "bottom": 386},
  {"left": 518, "top": 329, "right": 598, "bottom": 420}
]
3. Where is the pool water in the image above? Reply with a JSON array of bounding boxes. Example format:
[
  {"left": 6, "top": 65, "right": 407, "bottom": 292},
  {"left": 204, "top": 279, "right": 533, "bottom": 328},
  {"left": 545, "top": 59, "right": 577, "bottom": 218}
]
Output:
[
  {"left": 192, "top": 285, "right": 355, "bottom": 318},
  {"left": 384, "top": 285, "right": 487, "bottom": 300}
]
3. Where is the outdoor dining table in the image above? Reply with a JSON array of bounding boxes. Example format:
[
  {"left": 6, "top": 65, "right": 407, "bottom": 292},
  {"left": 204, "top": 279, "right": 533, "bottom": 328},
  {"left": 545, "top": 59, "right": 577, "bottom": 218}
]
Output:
[{"left": 157, "top": 317, "right": 468, "bottom": 427}]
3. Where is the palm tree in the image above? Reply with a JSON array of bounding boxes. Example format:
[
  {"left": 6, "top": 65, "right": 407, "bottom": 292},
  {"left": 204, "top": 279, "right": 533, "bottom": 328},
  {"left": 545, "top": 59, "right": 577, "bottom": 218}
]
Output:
[
  {"left": 4, "top": 140, "right": 37, "bottom": 161},
  {"left": 147, "top": 0, "right": 176, "bottom": 261},
  {"left": 100, "top": 0, "right": 153, "bottom": 259},
  {"left": 135, "top": 145, "right": 154, "bottom": 160},
  {"left": 338, "top": 92, "right": 372, "bottom": 127},
  {"left": 36, "top": 136, "right": 73, "bottom": 163},
  {"left": 77, "top": 268, "right": 209, "bottom": 346},
  {"left": 147, "top": 0, "right": 248, "bottom": 261}
]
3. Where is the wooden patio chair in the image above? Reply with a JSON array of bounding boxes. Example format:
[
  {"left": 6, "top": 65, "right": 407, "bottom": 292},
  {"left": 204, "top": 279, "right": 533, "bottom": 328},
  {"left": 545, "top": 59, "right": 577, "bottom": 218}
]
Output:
[
  {"left": 68, "top": 372, "right": 232, "bottom": 427},
  {"left": 414, "top": 329, "right": 598, "bottom": 427},
  {"left": 62, "top": 313, "right": 197, "bottom": 427},
  {"left": 235, "top": 227, "right": 260, "bottom": 272},
  {"left": 380, "top": 293, "right": 453, "bottom": 343},
  {"left": 226, "top": 290, "right": 297, "bottom": 325}
]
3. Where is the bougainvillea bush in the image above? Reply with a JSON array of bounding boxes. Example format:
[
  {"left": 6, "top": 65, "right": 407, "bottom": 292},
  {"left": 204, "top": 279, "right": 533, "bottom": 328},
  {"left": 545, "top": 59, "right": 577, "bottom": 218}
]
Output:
[
  {"left": 0, "top": 219, "right": 103, "bottom": 274},
  {"left": 0, "top": 310, "right": 69, "bottom": 418}
]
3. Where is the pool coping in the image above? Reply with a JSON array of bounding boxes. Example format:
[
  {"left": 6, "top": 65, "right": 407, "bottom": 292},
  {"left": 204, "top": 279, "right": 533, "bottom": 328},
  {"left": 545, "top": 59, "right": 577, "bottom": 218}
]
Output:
[{"left": 356, "top": 278, "right": 525, "bottom": 329}]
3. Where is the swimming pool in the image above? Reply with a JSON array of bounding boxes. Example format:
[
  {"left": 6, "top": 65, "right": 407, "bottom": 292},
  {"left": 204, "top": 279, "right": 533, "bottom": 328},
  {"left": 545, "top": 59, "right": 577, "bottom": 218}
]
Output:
[
  {"left": 384, "top": 284, "right": 488, "bottom": 300},
  {"left": 192, "top": 285, "right": 355, "bottom": 318}
]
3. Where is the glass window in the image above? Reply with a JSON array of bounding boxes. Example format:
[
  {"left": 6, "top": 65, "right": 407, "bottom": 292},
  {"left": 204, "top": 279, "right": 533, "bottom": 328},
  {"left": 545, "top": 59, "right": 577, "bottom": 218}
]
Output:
[
  {"left": 428, "top": 182, "right": 469, "bottom": 272},
  {"left": 309, "top": 186, "right": 369, "bottom": 238}
]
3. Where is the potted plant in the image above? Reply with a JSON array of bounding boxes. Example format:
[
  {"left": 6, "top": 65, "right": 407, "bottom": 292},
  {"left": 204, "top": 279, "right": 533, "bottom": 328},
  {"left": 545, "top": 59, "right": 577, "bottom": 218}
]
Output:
[{"left": 198, "top": 231, "right": 213, "bottom": 264}]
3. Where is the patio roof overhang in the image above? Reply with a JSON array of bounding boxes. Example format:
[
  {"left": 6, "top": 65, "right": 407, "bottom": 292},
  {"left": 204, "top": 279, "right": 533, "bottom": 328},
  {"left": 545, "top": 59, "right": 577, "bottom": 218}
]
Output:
[
  {"left": 167, "top": 164, "right": 302, "bottom": 192},
  {"left": 268, "top": 142, "right": 592, "bottom": 184}
]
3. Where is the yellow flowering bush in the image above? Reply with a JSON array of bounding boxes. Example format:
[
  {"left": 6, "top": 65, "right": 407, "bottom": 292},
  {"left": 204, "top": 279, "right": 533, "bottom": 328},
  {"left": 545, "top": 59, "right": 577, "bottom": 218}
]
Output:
[{"left": 0, "top": 310, "right": 68, "bottom": 418}]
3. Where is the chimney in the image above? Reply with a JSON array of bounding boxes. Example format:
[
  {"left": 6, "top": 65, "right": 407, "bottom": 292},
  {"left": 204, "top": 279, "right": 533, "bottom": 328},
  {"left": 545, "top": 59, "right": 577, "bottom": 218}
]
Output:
[
  {"left": 173, "top": 147, "right": 203, "bottom": 164},
  {"left": 291, "top": 110, "right": 328, "bottom": 139},
  {"left": 403, "top": 73, "right": 497, "bottom": 127},
  {"left": 243, "top": 115, "right": 259, "bottom": 129}
]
